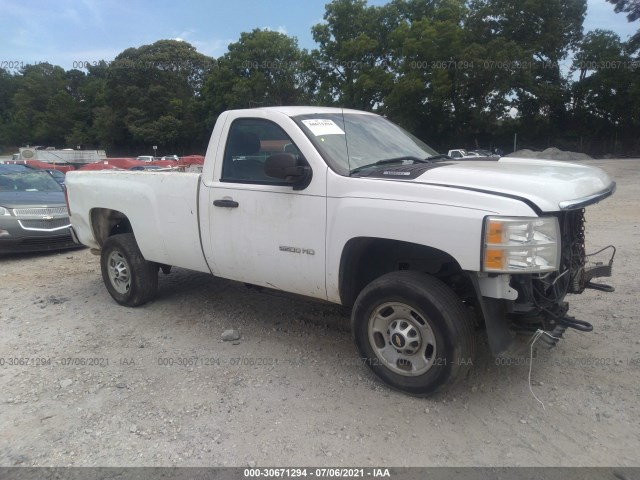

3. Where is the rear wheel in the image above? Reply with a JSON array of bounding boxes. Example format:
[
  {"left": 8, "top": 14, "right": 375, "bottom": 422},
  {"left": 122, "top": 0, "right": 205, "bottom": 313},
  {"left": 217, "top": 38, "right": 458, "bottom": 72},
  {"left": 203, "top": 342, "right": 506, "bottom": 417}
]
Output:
[
  {"left": 101, "top": 233, "right": 158, "bottom": 307},
  {"left": 351, "top": 271, "right": 475, "bottom": 396}
]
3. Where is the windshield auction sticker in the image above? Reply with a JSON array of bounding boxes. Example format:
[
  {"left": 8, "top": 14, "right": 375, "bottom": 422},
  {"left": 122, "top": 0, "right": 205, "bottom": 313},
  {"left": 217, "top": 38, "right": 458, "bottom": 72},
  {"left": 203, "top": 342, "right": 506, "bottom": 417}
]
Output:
[{"left": 301, "top": 119, "right": 345, "bottom": 136}]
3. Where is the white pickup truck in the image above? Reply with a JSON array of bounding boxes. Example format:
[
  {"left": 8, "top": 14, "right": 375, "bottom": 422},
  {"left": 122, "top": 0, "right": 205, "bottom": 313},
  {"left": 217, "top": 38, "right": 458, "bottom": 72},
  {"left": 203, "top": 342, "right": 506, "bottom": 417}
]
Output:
[{"left": 66, "top": 107, "right": 616, "bottom": 396}]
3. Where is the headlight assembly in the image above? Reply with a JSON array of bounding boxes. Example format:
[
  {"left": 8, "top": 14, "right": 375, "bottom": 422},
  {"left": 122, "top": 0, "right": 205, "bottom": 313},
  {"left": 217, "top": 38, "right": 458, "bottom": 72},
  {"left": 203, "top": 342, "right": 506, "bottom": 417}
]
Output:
[{"left": 482, "top": 216, "right": 560, "bottom": 273}]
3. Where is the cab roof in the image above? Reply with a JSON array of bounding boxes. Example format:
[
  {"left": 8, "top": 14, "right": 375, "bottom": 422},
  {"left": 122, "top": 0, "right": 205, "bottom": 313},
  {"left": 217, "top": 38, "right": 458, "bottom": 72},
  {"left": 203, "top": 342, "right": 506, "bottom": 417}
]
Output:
[{"left": 227, "top": 106, "right": 376, "bottom": 117}]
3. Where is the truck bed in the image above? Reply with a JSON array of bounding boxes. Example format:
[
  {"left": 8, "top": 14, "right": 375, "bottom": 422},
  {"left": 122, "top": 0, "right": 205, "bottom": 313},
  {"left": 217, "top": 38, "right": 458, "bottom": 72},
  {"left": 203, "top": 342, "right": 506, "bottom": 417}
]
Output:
[{"left": 66, "top": 170, "right": 210, "bottom": 273}]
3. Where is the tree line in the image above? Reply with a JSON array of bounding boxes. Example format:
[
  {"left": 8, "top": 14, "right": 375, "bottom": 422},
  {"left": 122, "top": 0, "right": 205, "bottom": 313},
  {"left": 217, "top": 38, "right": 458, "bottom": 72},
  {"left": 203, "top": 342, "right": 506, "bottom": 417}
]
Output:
[{"left": 0, "top": 0, "right": 638, "bottom": 157}]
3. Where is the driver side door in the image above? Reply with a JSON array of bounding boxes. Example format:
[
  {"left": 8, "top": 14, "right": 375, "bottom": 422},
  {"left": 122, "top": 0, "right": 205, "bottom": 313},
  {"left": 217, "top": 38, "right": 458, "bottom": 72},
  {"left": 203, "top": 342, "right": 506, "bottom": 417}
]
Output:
[{"left": 206, "top": 117, "right": 327, "bottom": 300}]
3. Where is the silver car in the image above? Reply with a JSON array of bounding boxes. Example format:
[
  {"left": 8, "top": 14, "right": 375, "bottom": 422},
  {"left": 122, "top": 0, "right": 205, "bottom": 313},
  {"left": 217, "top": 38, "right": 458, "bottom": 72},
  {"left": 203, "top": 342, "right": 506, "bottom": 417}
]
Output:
[{"left": 0, "top": 164, "right": 77, "bottom": 253}]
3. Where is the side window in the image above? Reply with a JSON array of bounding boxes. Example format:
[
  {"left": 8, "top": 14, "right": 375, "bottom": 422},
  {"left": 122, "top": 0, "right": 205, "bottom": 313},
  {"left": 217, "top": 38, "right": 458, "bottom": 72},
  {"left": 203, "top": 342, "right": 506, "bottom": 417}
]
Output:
[{"left": 221, "top": 118, "right": 303, "bottom": 184}]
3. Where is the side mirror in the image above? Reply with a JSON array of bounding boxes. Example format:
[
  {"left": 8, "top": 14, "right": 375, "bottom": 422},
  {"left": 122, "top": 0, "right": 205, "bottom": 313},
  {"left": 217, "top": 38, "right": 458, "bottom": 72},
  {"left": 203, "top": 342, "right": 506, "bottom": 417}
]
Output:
[{"left": 264, "top": 153, "right": 311, "bottom": 190}]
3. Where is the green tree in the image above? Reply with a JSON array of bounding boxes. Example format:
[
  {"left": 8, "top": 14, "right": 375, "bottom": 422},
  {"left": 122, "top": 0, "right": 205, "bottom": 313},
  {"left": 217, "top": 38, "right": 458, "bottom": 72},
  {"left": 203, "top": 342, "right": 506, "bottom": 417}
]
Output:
[
  {"left": 311, "top": 0, "right": 394, "bottom": 109},
  {"left": 99, "top": 40, "right": 214, "bottom": 151},
  {"left": 64, "top": 62, "right": 110, "bottom": 148},
  {"left": 571, "top": 29, "right": 640, "bottom": 153},
  {"left": 466, "top": 0, "right": 587, "bottom": 140},
  {"left": 383, "top": 1, "right": 473, "bottom": 144},
  {"left": 202, "top": 29, "right": 310, "bottom": 124},
  {"left": 373, "top": 0, "right": 513, "bottom": 148},
  {"left": 0, "top": 69, "right": 18, "bottom": 148},
  {"left": 607, "top": 0, "right": 640, "bottom": 50},
  {"left": 6, "top": 63, "right": 80, "bottom": 146}
]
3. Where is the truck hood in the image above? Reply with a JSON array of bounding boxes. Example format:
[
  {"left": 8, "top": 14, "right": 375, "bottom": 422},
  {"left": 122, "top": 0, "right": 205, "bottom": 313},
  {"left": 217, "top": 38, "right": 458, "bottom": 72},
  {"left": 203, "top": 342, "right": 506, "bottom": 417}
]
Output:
[{"left": 415, "top": 157, "right": 615, "bottom": 213}]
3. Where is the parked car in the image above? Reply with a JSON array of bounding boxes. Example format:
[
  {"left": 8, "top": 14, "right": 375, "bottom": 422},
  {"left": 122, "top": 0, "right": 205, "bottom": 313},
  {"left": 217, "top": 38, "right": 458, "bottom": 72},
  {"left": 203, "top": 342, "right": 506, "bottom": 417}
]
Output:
[
  {"left": 161, "top": 155, "right": 179, "bottom": 161},
  {"left": 0, "top": 164, "right": 77, "bottom": 253},
  {"left": 136, "top": 156, "right": 156, "bottom": 162}
]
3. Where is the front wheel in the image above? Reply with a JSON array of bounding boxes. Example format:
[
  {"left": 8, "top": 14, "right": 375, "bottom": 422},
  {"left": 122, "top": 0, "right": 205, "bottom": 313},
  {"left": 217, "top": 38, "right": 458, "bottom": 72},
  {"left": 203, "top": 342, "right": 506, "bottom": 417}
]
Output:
[
  {"left": 351, "top": 271, "right": 476, "bottom": 396},
  {"left": 101, "top": 233, "right": 158, "bottom": 307}
]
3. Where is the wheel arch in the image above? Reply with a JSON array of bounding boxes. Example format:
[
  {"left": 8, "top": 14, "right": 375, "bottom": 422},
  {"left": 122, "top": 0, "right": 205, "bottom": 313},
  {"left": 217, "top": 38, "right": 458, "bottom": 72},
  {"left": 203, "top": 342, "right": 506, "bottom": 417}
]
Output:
[
  {"left": 90, "top": 208, "right": 134, "bottom": 247},
  {"left": 338, "top": 237, "right": 466, "bottom": 307}
]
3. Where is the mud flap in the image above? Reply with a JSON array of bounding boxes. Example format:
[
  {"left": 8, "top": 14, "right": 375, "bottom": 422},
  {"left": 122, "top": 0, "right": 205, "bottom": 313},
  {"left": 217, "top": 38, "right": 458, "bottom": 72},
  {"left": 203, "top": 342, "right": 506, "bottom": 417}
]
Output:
[{"left": 469, "top": 274, "right": 514, "bottom": 355}]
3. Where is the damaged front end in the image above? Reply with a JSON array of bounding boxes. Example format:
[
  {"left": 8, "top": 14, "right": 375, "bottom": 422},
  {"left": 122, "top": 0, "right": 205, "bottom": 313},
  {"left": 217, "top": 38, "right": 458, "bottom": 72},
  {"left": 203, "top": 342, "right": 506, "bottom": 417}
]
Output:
[
  {"left": 474, "top": 202, "right": 615, "bottom": 356},
  {"left": 508, "top": 209, "right": 615, "bottom": 347}
]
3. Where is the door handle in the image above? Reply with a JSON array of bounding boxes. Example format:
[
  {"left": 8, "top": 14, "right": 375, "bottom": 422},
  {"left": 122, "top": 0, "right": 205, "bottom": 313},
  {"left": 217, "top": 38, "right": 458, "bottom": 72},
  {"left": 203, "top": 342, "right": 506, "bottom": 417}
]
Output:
[{"left": 213, "top": 199, "right": 239, "bottom": 208}]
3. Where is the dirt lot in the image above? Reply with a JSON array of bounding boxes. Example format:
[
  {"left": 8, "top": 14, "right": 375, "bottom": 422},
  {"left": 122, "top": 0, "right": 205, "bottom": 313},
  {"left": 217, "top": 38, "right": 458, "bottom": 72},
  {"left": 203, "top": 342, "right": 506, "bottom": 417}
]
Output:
[{"left": 0, "top": 159, "right": 639, "bottom": 467}]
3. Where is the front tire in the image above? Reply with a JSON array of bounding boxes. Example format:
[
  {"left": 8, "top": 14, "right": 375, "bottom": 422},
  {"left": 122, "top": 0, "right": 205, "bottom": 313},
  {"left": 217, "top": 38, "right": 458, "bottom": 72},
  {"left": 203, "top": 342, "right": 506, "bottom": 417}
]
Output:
[
  {"left": 351, "top": 271, "right": 475, "bottom": 396},
  {"left": 101, "top": 233, "right": 158, "bottom": 307}
]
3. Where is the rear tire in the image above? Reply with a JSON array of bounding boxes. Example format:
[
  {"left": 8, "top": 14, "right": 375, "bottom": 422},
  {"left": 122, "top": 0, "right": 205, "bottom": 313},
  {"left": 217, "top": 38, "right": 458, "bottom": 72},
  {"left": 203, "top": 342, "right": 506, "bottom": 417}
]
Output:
[
  {"left": 101, "top": 233, "right": 158, "bottom": 307},
  {"left": 351, "top": 271, "right": 476, "bottom": 396}
]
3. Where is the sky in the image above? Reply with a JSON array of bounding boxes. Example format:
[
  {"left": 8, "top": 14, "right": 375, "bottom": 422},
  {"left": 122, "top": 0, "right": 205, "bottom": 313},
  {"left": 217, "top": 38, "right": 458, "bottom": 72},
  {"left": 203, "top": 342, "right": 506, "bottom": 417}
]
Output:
[{"left": 0, "top": 0, "right": 637, "bottom": 71}]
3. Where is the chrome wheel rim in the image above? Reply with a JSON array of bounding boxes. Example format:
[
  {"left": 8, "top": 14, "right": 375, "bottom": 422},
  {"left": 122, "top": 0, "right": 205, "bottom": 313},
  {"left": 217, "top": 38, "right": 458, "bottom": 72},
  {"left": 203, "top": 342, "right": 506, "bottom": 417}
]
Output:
[
  {"left": 107, "top": 251, "right": 131, "bottom": 295},
  {"left": 368, "top": 302, "right": 437, "bottom": 376}
]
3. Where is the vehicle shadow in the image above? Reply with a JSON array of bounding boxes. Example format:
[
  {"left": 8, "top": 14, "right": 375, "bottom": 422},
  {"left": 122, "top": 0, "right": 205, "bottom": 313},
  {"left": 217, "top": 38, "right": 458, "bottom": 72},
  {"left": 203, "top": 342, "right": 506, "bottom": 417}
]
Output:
[
  {"left": 0, "top": 245, "right": 86, "bottom": 261},
  {"left": 154, "top": 266, "right": 351, "bottom": 331},
  {"left": 152, "top": 266, "right": 526, "bottom": 400}
]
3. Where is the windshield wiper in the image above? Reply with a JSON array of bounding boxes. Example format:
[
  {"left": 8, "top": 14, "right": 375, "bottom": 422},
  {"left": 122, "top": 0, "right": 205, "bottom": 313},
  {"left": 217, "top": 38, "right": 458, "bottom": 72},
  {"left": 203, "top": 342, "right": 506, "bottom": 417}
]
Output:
[{"left": 350, "top": 156, "right": 431, "bottom": 175}]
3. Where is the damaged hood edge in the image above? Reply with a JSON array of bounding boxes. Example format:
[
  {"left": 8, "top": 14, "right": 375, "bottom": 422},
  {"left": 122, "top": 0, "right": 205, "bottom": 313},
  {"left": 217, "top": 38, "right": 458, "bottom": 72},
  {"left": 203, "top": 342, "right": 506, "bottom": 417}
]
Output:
[{"left": 413, "top": 157, "right": 615, "bottom": 213}]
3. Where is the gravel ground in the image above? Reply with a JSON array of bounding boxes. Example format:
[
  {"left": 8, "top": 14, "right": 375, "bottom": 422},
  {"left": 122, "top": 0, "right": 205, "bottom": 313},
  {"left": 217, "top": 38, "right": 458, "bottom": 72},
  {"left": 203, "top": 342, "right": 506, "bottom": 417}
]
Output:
[{"left": 0, "top": 159, "right": 638, "bottom": 467}]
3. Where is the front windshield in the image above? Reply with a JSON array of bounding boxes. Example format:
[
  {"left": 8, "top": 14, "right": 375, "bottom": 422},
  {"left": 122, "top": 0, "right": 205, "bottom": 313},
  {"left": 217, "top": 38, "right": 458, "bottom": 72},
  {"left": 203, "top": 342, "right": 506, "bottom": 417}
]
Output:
[
  {"left": 293, "top": 113, "right": 439, "bottom": 176},
  {"left": 0, "top": 170, "right": 63, "bottom": 192}
]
